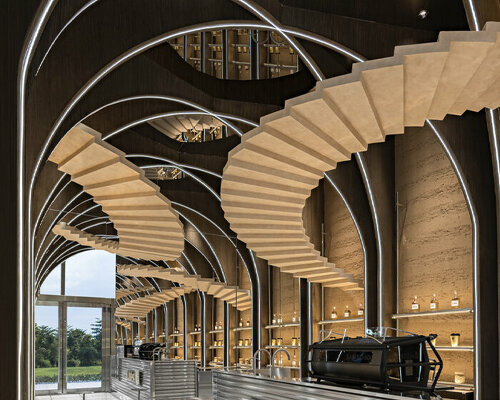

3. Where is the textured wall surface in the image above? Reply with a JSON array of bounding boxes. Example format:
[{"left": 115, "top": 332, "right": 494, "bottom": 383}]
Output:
[
  {"left": 395, "top": 127, "right": 473, "bottom": 384},
  {"left": 322, "top": 182, "right": 365, "bottom": 339}
]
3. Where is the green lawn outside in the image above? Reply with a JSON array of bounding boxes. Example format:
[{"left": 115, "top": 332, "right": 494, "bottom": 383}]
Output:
[{"left": 35, "top": 365, "right": 101, "bottom": 378}]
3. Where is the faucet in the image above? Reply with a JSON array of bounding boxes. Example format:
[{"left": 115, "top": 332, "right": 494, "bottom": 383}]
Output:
[
  {"left": 252, "top": 348, "right": 272, "bottom": 374},
  {"left": 272, "top": 348, "right": 290, "bottom": 367},
  {"left": 318, "top": 329, "right": 333, "bottom": 342}
]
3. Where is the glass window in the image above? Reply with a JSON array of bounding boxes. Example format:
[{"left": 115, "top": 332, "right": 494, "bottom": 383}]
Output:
[
  {"left": 65, "top": 250, "right": 116, "bottom": 298},
  {"left": 66, "top": 307, "right": 102, "bottom": 389},
  {"left": 35, "top": 305, "right": 59, "bottom": 391},
  {"left": 39, "top": 264, "right": 61, "bottom": 295}
]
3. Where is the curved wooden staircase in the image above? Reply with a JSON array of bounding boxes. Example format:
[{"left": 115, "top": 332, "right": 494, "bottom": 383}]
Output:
[
  {"left": 49, "top": 124, "right": 184, "bottom": 261},
  {"left": 117, "top": 264, "right": 252, "bottom": 311},
  {"left": 221, "top": 23, "right": 500, "bottom": 289},
  {"left": 115, "top": 286, "right": 193, "bottom": 319}
]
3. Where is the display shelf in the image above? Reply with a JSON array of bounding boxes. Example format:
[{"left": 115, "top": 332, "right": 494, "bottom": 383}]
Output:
[
  {"left": 265, "top": 322, "right": 300, "bottom": 329},
  {"left": 209, "top": 345, "right": 224, "bottom": 349},
  {"left": 428, "top": 345, "right": 474, "bottom": 352},
  {"left": 232, "top": 326, "right": 252, "bottom": 332},
  {"left": 209, "top": 361, "right": 223, "bottom": 367},
  {"left": 233, "top": 345, "right": 252, "bottom": 349},
  {"left": 433, "top": 380, "right": 475, "bottom": 389},
  {"left": 392, "top": 308, "right": 473, "bottom": 319},
  {"left": 318, "top": 317, "right": 364, "bottom": 324},
  {"left": 189, "top": 331, "right": 201, "bottom": 335},
  {"left": 169, "top": 333, "right": 183, "bottom": 337},
  {"left": 209, "top": 329, "right": 224, "bottom": 334},
  {"left": 190, "top": 346, "right": 201, "bottom": 349},
  {"left": 170, "top": 345, "right": 183, "bottom": 349},
  {"left": 265, "top": 345, "right": 299, "bottom": 349}
]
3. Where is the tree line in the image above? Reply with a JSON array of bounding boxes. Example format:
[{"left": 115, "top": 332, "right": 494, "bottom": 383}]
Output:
[{"left": 35, "top": 318, "right": 102, "bottom": 368}]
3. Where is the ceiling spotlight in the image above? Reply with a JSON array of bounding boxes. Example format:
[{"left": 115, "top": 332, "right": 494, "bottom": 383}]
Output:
[{"left": 418, "top": 9, "right": 428, "bottom": 19}]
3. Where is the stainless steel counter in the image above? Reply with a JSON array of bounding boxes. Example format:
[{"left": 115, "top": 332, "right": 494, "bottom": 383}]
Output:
[
  {"left": 212, "top": 369, "right": 433, "bottom": 400},
  {"left": 112, "top": 357, "right": 197, "bottom": 399}
]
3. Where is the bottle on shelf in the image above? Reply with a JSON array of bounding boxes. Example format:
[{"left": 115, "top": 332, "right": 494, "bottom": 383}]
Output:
[
  {"left": 357, "top": 304, "right": 364, "bottom": 316},
  {"left": 411, "top": 295, "right": 420, "bottom": 312},
  {"left": 246, "top": 320, "right": 250, "bottom": 327},
  {"left": 239, "top": 318, "right": 243, "bottom": 327},
  {"left": 430, "top": 294, "right": 439, "bottom": 310},
  {"left": 272, "top": 314, "right": 277, "bottom": 325},
  {"left": 330, "top": 307, "right": 337, "bottom": 319},
  {"left": 277, "top": 314, "right": 283, "bottom": 324},
  {"left": 451, "top": 291, "right": 460, "bottom": 308},
  {"left": 292, "top": 311, "right": 297, "bottom": 323},
  {"left": 344, "top": 305, "right": 351, "bottom": 318}
]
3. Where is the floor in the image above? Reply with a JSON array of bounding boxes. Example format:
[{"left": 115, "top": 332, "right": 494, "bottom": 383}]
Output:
[{"left": 36, "top": 393, "right": 131, "bottom": 400}]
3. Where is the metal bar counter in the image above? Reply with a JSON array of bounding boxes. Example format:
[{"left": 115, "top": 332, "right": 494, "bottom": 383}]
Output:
[
  {"left": 212, "top": 369, "right": 427, "bottom": 400},
  {"left": 112, "top": 358, "right": 197, "bottom": 399}
]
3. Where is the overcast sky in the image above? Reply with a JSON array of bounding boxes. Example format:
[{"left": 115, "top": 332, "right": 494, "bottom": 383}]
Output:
[{"left": 36, "top": 250, "right": 115, "bottom": 332}]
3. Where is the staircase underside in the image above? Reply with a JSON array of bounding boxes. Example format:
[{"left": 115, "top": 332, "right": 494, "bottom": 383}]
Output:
[
  {"left": 49, "top": 124, "right": 184, "bottom": 261},
  {"left": 117, "top": 264, "right": 252, "bottom": 314},
  {"left": 221, "top": 23, "right": 500, "bottom": 290}
]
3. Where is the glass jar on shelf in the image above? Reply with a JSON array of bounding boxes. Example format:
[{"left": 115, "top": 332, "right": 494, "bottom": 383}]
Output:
[
  {"left": 357, "top": 304, "right": 364, "bottom": 316},
  {"left": 239, "top": 318, "right": 243, "bottom": 327},
  {"left": 271, "top": 338, "right": 277, "bottom": 346},
  {"left": 451, "top": 291, "right": 460, "bottom": 308},
  {"left": 272, "top": 314, "right": 277, "bottom": 324},
  {"left": 450, "top": 333, "right": 460, "bottom": 347},
  {"left": 277, "top": 314, "right": 283, "bottom": 324},
  {"left": 244, "top": 338, "right": 249, "bottom": 346},
  {"left": 246, "top": 320, "right": 250, "bottom": 327},
  {"left": 238, "top": 338, "right": 243, "bottom": 346},
  {"left": 330, "top": 307, "right": 337, "bottom": 319},
  {"left": 454, "top": 372, "right": 466, "bottom": 384}
]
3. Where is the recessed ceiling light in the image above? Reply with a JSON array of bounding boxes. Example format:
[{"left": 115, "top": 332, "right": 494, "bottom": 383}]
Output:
[{"left": 418, "top": 9, "right": 428, "bottom": 19}]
